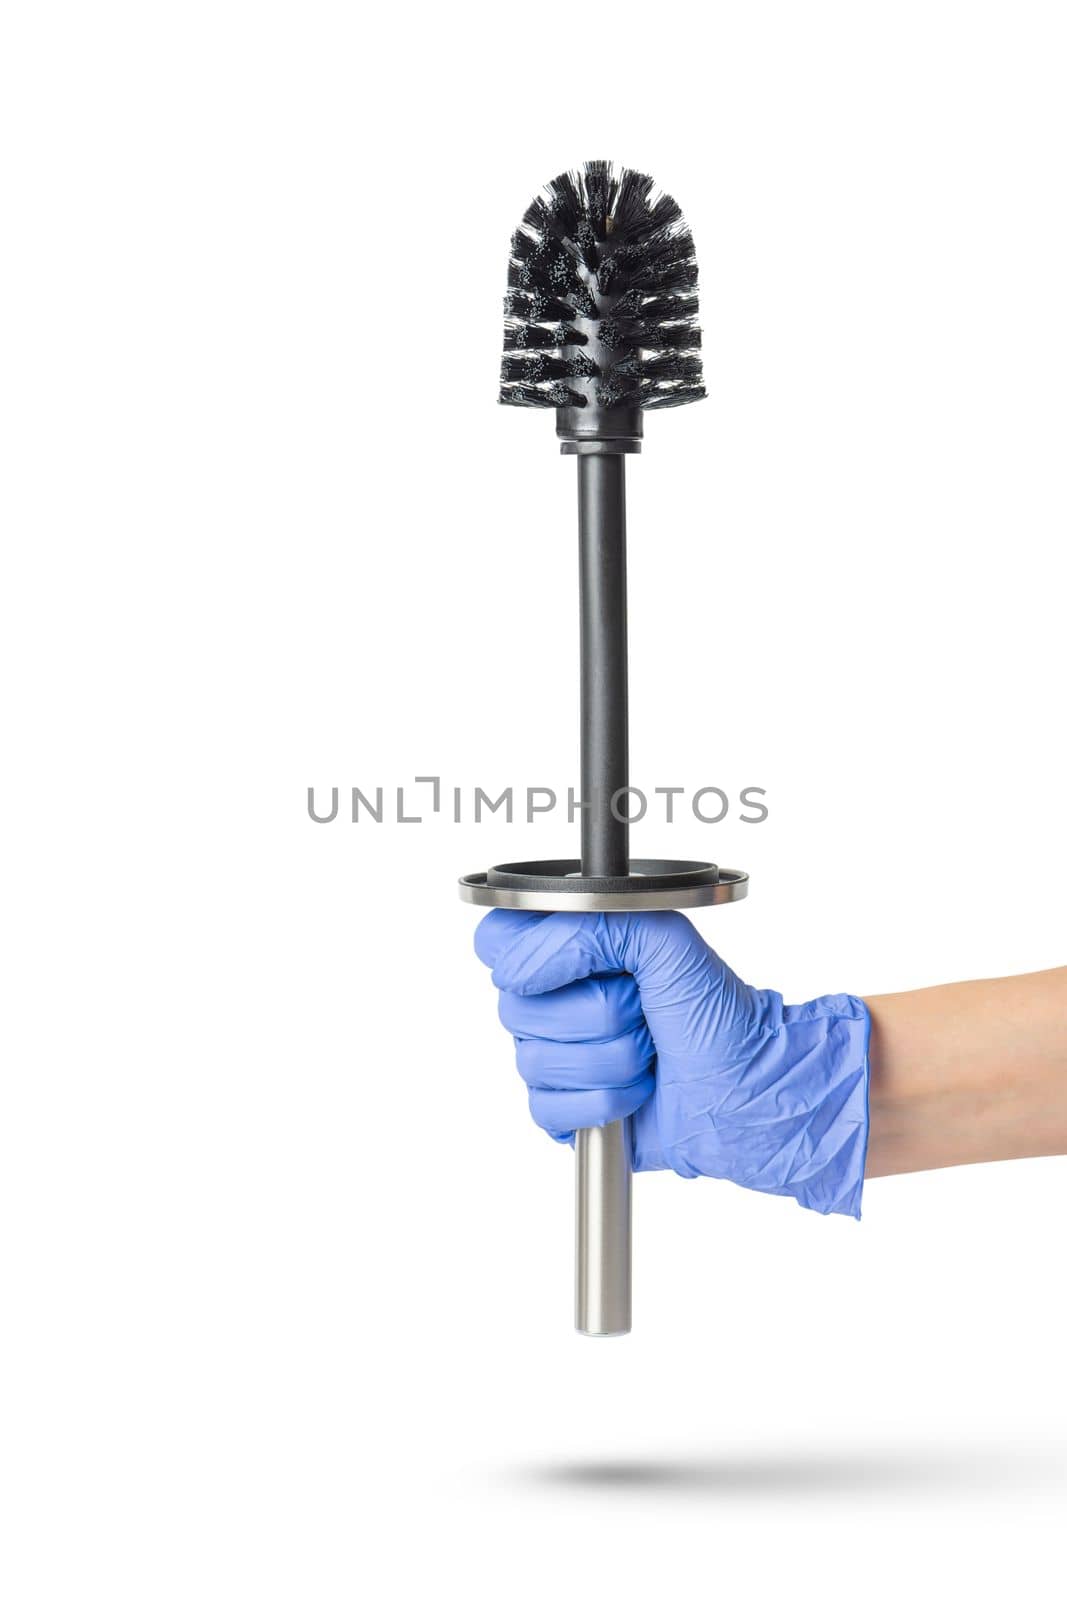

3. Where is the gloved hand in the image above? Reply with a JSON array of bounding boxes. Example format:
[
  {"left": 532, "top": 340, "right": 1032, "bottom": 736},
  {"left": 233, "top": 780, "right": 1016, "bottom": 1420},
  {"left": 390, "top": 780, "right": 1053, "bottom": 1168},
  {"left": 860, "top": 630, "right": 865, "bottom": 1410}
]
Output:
[{"left": 475, "top": 909, "right": 871, "bottom": 1218}]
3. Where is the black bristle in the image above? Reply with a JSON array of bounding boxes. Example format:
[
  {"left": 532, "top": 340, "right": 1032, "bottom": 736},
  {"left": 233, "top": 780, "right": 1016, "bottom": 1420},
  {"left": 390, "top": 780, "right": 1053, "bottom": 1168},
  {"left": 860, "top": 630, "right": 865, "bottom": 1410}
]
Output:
[
  {"left": 599, "top": 320, "right": 702, "bottom": 354},
  {"left": 504, "top": 323, "right": 586, "bottom": 351},
  {"left": 500, "top": 161, "right": 705, "bottom": 412},
  {"left": 503, "top": 291, "right": 577, "bottom": 324},
  {"left": 638, "top": 292, "right": 699, "bottom": 323},
  {"left": 499, "top": 382, "right": 586, "bottom": 408},
  {"left": 643, "top": 384, "right": 707, "bottom": 409},
  {"left": 639, "top": 353, "right": 703, "bottom": 383},
  {"left": 509, "top": 229, "right": 539, "bottom": 265},
  {"left": 501, "top": 353, "right": 594, "bottom": 384}
]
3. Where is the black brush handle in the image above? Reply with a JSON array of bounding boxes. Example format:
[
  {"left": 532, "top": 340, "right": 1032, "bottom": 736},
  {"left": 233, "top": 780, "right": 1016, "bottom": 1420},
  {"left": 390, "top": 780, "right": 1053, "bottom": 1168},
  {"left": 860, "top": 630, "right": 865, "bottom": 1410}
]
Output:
[
  {"left": 575, "top": 451, "right": 632, "bottom": 1336},
  {"left": 578, "top": 454, "right": 630, "bottom": 874}
]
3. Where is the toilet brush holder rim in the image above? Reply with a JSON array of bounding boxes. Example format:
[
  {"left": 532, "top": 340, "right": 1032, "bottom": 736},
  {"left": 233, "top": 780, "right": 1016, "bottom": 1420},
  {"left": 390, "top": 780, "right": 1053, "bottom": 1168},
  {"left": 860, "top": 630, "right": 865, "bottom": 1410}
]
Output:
[{"left": 459, "top": 860, "right": 749, "bottom": 911}]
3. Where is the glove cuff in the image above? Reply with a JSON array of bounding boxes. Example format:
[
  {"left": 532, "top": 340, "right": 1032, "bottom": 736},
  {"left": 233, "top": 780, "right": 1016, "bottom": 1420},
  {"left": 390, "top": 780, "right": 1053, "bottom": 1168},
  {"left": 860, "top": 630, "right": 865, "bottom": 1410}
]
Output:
[
  {"left": 656, "top": 993, "right": 871, "bottom": 1219},
  {"left": 772, "top": 993, "right": 871, "bottom": 1218}
]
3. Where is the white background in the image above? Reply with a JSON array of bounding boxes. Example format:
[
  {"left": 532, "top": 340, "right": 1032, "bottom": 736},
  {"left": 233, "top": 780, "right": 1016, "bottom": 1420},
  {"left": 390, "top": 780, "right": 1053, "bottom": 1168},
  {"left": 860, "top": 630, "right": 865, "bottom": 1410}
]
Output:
[{"left": 3, "top": 3, "right": 1066, "bottom": 1595}]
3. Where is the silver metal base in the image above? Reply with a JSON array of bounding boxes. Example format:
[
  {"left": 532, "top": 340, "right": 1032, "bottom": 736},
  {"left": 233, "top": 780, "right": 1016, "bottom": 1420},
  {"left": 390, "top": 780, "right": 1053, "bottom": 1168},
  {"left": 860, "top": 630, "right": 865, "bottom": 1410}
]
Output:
[
  {"left": 458, "top": 867, "right": 748, "bottom": 912},
  {"left": 576, "top": 1121, "right": 632, "bottom": 1335}
]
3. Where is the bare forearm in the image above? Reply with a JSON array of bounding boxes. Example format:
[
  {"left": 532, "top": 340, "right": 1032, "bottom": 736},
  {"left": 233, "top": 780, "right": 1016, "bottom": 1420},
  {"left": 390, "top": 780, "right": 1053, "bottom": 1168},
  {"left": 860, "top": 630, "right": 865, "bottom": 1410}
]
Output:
[{"left": 864, "top": 967, "right": 1067, "bottom": 1178}]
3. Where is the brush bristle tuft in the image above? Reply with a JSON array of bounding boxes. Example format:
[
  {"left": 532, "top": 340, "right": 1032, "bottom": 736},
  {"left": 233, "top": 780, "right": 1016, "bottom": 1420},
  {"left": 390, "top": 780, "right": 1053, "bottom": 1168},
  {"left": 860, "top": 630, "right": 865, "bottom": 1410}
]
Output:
[{"left": 500, "top": 161, "right": 705, "bottom": 412}]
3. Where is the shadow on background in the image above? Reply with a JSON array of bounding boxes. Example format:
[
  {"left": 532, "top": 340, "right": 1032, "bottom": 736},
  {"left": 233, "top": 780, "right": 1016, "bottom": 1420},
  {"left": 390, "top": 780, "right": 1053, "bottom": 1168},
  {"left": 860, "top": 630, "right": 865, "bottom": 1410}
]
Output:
[{"left": 498, "top": 1444, "right": 1064, "bottom": 1499}]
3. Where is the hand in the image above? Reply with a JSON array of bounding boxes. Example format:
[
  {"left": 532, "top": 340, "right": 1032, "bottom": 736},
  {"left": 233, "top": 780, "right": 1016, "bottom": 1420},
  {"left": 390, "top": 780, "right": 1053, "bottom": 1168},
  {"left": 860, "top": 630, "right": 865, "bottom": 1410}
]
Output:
[{"left": 475, "top": 908, "right": 870, "bottom": 1218}]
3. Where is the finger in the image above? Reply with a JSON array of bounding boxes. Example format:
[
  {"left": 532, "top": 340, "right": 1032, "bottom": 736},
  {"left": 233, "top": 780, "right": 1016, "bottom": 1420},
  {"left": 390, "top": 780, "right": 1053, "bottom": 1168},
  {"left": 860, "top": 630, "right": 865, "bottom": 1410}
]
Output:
[
  {"left": 486, "top": 911, "right": 622, "bottom": 995},
  {"left": 479, "top": 909, "right": 749, "bottom": 1046},
  {"left": 498, "top": 972, "right": 644, "bottom": 1044},
  {"left": 474, "top": 908, "right": 548, "bottom": 969},
  {"left": 527, "top": 1079, "right": 653, "bottom": 1140},
  {"left": 515, "top": 1023, "right": 655, "bottom": 1091}
]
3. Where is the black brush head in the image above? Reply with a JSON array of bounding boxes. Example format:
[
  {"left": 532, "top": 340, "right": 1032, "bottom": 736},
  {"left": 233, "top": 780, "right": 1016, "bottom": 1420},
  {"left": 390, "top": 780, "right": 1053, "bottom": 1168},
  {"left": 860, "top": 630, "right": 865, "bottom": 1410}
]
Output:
[{"left": 500, "top": 160, "right": 705, "bottom": 415}]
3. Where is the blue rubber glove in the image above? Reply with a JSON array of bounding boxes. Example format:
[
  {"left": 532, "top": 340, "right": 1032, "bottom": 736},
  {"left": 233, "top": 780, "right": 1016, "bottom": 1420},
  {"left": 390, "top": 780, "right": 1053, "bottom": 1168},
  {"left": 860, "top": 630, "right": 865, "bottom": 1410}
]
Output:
[{"left": 475, "top": 909, "right": 871, "bottom": 1218}]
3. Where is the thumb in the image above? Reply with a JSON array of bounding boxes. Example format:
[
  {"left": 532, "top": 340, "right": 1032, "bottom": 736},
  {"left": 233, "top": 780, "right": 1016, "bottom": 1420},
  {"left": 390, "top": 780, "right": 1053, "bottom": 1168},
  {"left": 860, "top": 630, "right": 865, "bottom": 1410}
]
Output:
[{"left": 610, "top": 911, "right": 755, "bottom": 1046}]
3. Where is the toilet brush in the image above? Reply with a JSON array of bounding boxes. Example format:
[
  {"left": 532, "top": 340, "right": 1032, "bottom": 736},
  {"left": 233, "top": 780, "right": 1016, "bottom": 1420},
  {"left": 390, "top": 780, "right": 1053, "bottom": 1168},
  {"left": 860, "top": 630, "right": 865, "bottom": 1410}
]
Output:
[{"left": 462, "top": 161, "right": 748, "bottom": 1335}]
